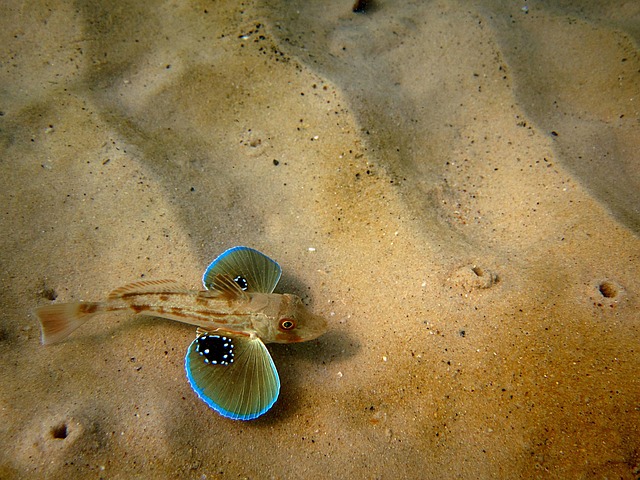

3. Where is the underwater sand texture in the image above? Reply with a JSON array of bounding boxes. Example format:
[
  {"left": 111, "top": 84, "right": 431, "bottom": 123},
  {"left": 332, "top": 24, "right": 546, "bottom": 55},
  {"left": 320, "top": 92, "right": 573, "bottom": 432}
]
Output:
[{"left": 0, "top": 0, "right": 638, "bottom": 478}]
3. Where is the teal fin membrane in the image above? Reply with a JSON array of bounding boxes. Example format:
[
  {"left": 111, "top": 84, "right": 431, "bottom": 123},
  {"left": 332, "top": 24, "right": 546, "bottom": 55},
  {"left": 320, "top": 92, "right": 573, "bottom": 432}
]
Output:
[
  {"left": 185, "top": 332, "right": 280, "bottom": 420},
  {"left": 202, "top": 246, "right": 282, "bottom": 294}
]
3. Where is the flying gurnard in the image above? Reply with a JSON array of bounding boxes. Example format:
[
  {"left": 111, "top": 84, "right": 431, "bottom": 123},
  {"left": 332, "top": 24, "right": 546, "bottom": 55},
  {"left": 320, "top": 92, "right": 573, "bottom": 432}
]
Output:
[{"left": 35, "top": 246, "right": 328, "bottom": 420}]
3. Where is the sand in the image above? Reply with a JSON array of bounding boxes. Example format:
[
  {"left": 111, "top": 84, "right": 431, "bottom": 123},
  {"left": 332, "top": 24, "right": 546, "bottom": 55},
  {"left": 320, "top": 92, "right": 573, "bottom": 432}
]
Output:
[{"left": 1, "top": 0, "right": 638, "bottom": 478}]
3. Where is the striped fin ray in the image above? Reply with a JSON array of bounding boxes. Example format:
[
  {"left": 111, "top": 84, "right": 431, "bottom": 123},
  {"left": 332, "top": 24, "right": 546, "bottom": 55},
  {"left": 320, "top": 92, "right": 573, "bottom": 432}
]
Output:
[
  {"left": 202, "top": 246, "right": 282, "bottom": 294},
  {"left": 208, "top": 274, "right": 250, "bottom": 301}
]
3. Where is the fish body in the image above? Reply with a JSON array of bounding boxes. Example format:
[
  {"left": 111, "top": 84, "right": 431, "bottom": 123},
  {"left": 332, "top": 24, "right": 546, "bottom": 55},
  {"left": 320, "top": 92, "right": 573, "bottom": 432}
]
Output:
[{"left": 35, "top": 246, "right": 327, "bottom": 420}]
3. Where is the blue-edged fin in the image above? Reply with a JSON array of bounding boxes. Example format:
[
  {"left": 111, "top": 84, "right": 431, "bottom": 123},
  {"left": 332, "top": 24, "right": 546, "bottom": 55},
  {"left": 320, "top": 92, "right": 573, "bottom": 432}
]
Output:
[
  {"left": 35, "top": 302, "right": 104, "bottom": 345},
  {"left": 185, "top": 332, "right": 280, "bottom": 420},
  {"left": 202, "top": 246, "right": 282, "bottom": 294},
  {"left": 206, "top": 274, "right": 250, "bottom": 302}
]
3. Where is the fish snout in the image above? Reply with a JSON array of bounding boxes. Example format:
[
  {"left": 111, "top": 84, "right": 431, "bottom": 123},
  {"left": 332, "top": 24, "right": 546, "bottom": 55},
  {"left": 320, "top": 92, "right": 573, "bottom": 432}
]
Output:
[{"left": 295, "top": 306, "right": 328, "bottom": 342}]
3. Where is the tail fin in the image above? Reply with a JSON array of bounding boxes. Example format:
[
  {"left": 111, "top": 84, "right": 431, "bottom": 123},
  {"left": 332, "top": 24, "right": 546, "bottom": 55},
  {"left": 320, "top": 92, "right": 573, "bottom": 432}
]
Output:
[{"left": 35, "top": 302, "right": 103, "bottom": 345}]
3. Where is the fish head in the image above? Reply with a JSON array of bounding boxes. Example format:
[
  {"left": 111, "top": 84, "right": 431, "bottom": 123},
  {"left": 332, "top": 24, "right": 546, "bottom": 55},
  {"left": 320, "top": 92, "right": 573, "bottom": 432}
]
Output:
[{"left": 268, "top": 294, "right": 328, "bottom": 344}]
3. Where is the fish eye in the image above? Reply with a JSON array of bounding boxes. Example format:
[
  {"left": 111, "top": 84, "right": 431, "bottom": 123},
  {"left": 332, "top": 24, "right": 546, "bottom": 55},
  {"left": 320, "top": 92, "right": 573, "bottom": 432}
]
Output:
[{"left": 279, "top": 318, "right": 296, "bottom": 330}]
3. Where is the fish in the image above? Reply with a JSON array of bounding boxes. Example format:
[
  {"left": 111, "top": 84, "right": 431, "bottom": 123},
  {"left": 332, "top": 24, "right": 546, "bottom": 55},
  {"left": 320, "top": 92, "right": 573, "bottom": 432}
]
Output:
[{"left": 35, "top": 246, "right": 328, "bottom": 420}]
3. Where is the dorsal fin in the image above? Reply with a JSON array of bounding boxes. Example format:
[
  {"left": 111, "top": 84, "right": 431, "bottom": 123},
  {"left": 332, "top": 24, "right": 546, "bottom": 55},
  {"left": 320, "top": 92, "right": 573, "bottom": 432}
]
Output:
[{"left": 107, "top": 279, "right": 190, "bottom": 300}]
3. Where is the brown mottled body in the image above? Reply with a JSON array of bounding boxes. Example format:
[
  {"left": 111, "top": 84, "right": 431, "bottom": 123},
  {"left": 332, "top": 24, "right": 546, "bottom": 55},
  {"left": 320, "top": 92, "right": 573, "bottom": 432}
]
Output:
[
  {"left": 36, "top": 279, "right": 327, "bottom": 346},
  {"left": 102, "top": 290, "right": 308, "bottom": 342}
]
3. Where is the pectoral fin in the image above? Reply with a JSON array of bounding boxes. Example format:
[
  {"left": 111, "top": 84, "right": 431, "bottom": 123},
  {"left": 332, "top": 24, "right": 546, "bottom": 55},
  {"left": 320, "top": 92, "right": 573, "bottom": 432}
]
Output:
[
  {"left": 185, "top": 332, "right": 280, "bottom": 420},
  {"left": 202, "top": 246, "right": 282, "bottom": 294},
  {"left": 203, "top": 273, "right": 250, "bottom": 302}
]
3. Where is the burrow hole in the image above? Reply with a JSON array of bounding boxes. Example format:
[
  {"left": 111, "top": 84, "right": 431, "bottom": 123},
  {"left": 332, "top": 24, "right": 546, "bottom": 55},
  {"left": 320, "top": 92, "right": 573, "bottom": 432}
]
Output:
[
  {"left": 51, "top": 423, "right": 68, "bottom": 439},
  {"left": 471, "top": 266, "right": 484, "bottom": 277},
  {"left": 598, "top": 282, "right": 618, "bottom": 299}
]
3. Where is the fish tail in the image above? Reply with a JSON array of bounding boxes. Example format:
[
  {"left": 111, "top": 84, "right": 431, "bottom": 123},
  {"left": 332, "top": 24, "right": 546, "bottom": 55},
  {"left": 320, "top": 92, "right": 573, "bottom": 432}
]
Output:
[{"left": 35, "top": 302, "right": 104, "bottom": 345}]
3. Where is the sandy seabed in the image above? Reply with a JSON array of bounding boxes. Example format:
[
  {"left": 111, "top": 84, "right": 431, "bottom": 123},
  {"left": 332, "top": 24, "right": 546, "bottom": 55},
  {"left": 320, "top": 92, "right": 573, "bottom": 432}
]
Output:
[{"left": 1, "top": 0, "right": 639, "bottom": 478}]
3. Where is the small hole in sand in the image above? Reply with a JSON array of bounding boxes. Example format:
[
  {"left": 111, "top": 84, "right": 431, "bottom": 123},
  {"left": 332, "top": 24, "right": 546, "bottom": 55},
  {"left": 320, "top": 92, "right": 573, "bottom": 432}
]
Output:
[
  {"left": 598, "top": 282, "right": 617, "bottom": 298},
  {"left": 471, "top": 266, "right": 484, "bottom": 277},
  {"left": 51, "top": 423, "right": 68, "bottom": 439},
  {"left": 39, "top": 287, "right": 58, "bottom": 300}
]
